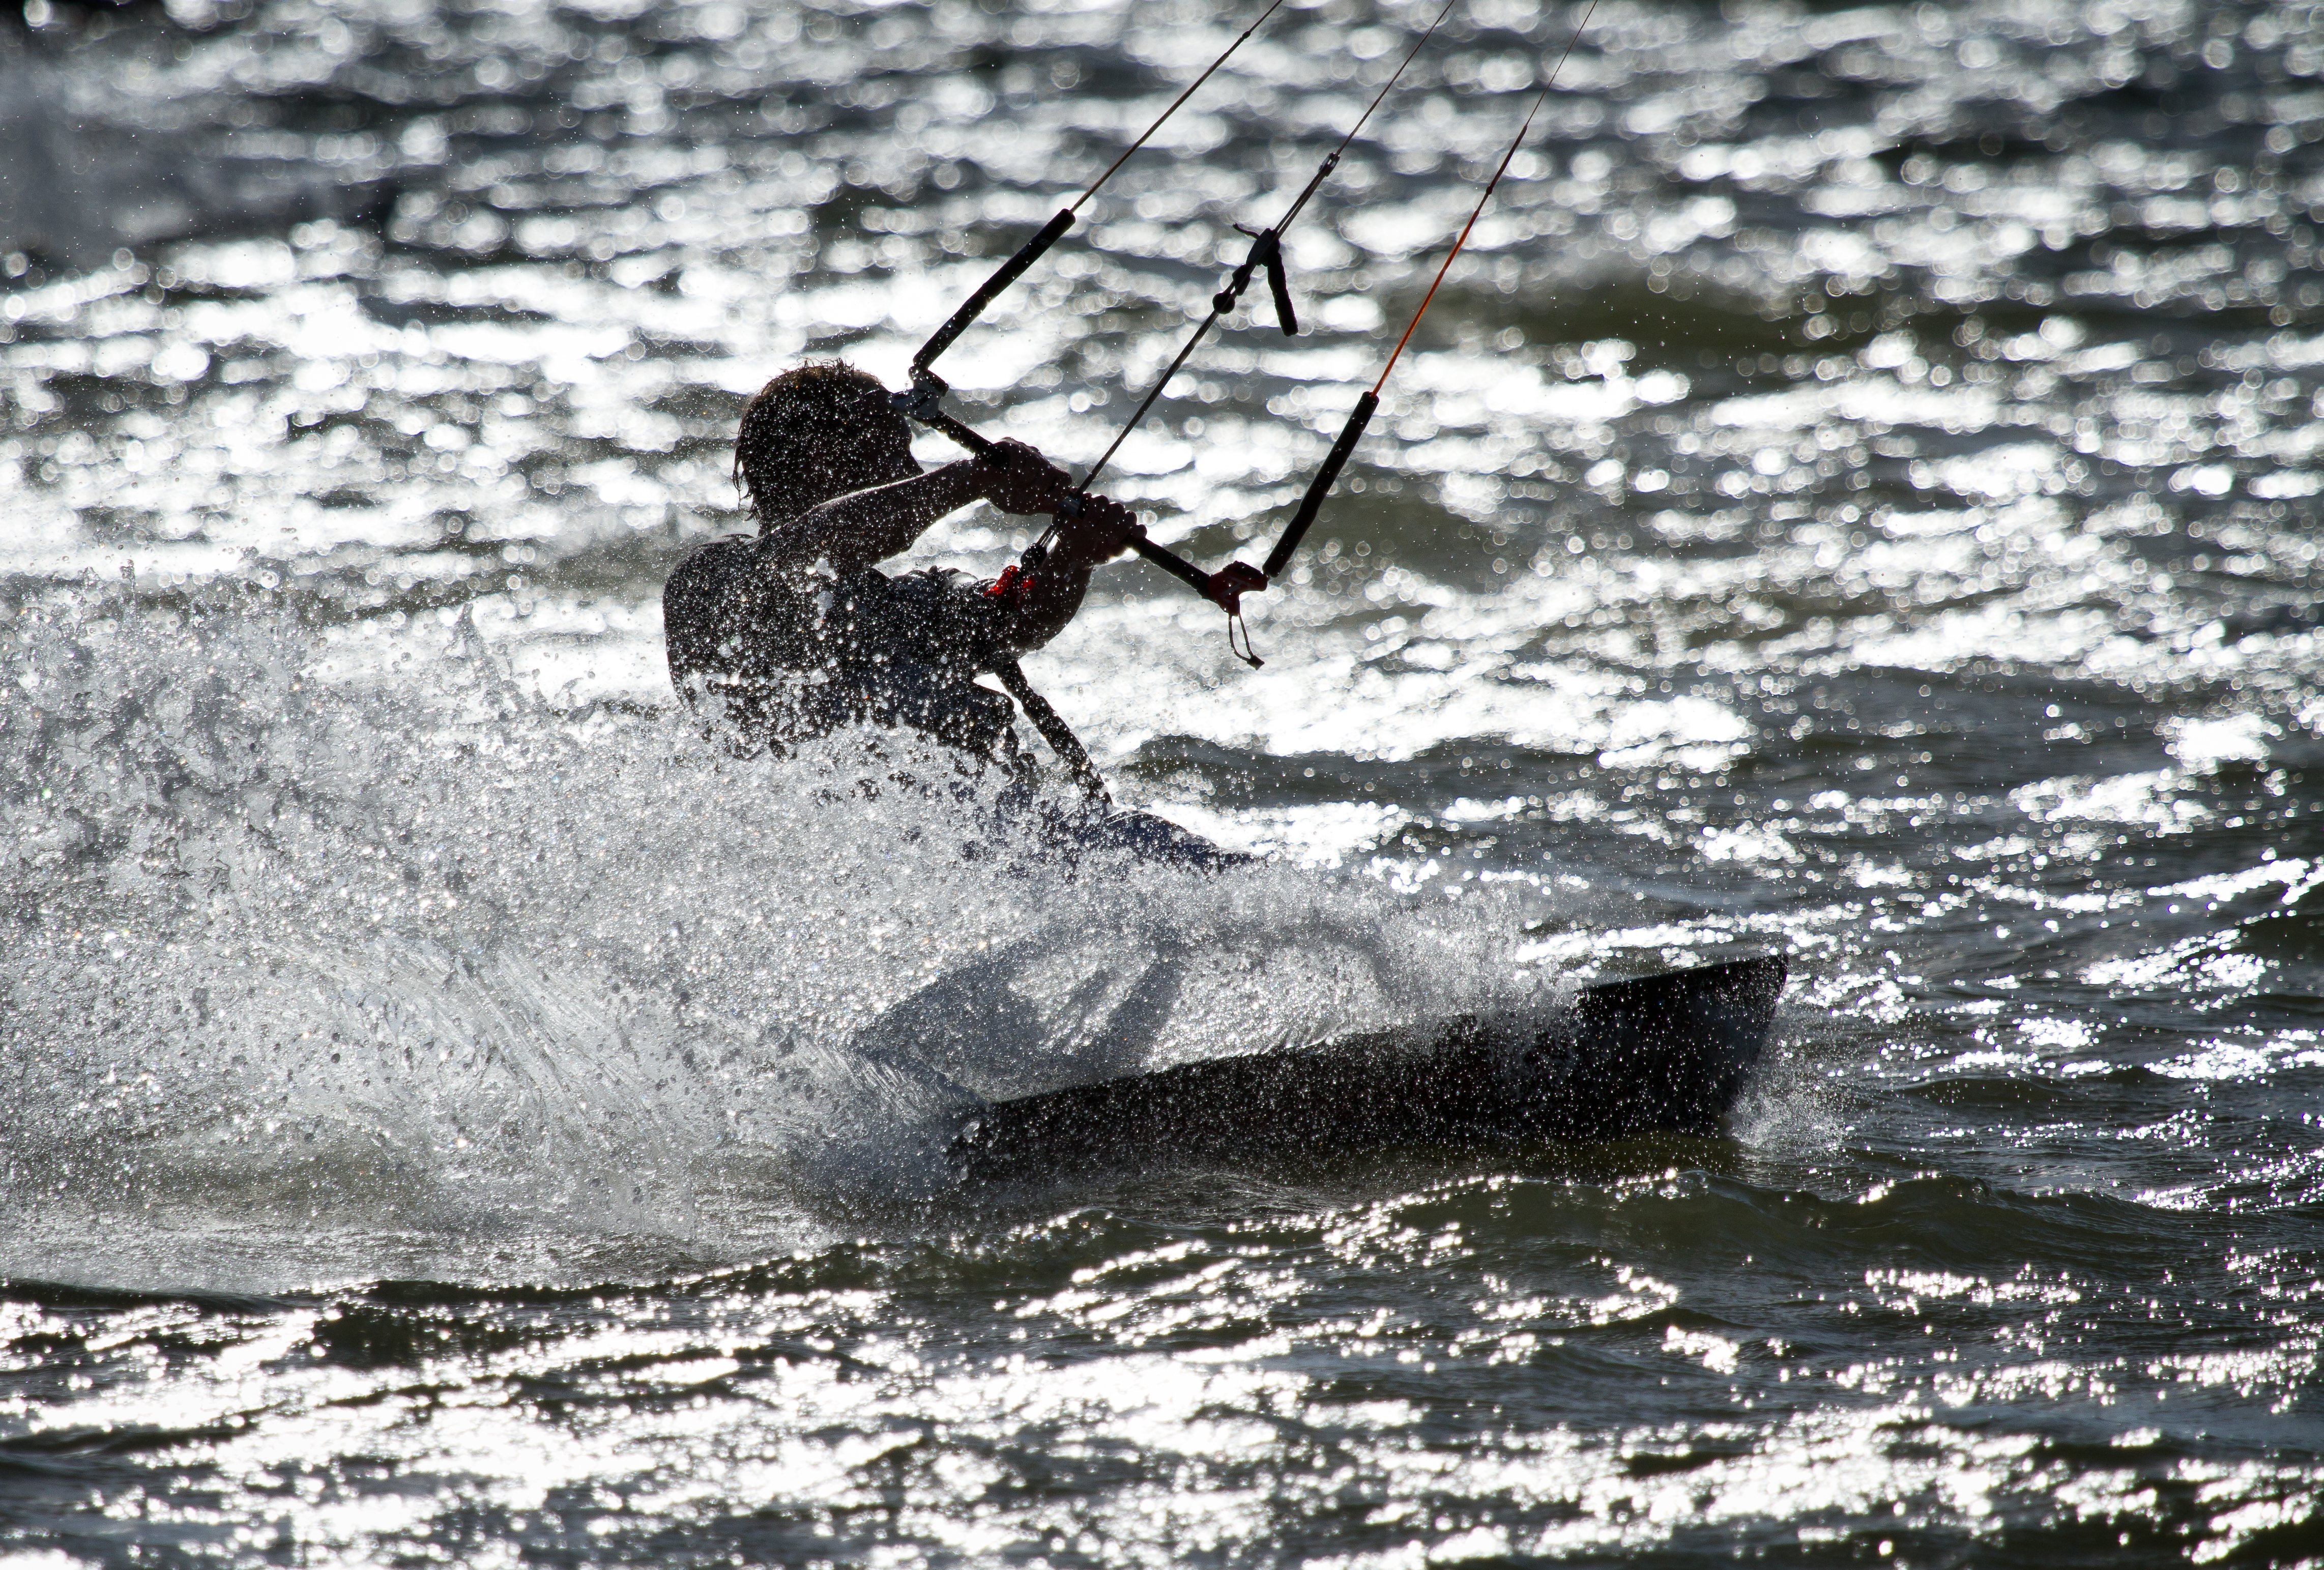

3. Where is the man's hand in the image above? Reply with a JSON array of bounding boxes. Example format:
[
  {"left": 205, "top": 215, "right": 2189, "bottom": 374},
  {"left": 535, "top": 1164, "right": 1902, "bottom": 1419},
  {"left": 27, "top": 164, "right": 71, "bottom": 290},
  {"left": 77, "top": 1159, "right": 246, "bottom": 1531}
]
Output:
[
  {"left": 1050, "top": 495, "right": 1139, "bottom": 571},
  {"left": 968, "top": 440, "right": 1071, "bottom": 516}
]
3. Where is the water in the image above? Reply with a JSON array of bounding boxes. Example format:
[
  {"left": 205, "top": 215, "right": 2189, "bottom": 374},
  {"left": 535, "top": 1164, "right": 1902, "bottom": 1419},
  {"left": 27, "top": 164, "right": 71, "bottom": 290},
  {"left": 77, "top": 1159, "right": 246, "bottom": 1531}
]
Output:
[{"left": 3, "top": 0, "right": 2320, "bottom": 1561}]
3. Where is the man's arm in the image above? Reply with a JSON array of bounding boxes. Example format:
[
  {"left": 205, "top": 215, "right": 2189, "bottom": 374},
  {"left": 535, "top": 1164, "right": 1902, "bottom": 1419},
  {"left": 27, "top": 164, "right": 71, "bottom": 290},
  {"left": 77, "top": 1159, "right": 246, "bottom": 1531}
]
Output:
[
  {"left": 762, "top": 462, "right": 983, "bottom": 570},
  {"left": 981, "top": 497, "right": 1137, "bottom": 656},
  {"left": 764, "top": 441, "right": 1074, "bottom": 571}
]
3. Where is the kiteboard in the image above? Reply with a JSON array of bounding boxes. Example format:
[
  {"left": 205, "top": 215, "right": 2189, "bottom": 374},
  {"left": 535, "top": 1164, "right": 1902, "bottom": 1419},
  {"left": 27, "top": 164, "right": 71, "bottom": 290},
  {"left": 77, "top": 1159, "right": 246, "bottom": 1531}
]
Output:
[{"left": 950, "top": 954, "right": 1787, "bottom": 1182}]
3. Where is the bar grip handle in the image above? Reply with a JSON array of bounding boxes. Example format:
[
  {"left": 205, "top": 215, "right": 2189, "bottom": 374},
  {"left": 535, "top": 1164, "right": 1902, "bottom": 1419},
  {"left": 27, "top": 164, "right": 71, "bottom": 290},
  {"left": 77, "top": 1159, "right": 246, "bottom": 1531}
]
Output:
[
  {"left": 912, "top": 209, "right": 1076, "bottom": 374},
  {"left": 1129, "top": 531, "right": 1212, "bottom": 597},
  {"left": 918, "top": 405, "right": 997, "bottom": 458},
  {"left": 1264, "top": 390, "right": 1376, "bottom": 578}
]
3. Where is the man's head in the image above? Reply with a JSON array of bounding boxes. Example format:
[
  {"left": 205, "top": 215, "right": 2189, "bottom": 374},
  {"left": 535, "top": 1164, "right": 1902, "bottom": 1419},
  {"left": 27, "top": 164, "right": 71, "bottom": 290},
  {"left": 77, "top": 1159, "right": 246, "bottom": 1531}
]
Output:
[{"left": 735, "top": 362, "right": 921, "bottom": 527}]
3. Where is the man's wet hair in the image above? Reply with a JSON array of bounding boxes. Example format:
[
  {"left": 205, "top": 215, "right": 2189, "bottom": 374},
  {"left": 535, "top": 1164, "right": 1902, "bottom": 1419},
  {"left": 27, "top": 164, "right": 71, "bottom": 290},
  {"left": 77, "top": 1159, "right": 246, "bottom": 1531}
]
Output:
[{"left": 734, "top": 361, "right": 897, "bottom": 526}]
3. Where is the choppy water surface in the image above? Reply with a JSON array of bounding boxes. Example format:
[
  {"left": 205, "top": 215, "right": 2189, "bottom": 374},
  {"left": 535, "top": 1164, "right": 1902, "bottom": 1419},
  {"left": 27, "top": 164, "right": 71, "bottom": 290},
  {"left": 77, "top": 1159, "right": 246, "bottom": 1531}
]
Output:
[{"left": 5, "top": 0, "right": 2322, "bottom": 1562}]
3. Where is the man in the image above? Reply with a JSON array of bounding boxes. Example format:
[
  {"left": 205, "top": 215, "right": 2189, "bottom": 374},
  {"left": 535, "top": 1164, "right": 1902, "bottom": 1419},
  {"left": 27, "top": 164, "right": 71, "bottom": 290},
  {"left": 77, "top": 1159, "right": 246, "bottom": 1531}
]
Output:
[
  {"left": 664, "top": 361, "right": 1235, "bottom": 866},
  {"left": 664, "top": 361, "right": 1133, "bottom": 756}
]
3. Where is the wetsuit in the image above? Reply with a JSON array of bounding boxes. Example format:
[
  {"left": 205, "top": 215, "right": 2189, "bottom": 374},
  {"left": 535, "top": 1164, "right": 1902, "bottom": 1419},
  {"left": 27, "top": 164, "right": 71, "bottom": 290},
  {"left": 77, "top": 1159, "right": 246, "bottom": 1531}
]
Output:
[{"left": 663, "top": 536, "right": 1026, "bottom": 761}]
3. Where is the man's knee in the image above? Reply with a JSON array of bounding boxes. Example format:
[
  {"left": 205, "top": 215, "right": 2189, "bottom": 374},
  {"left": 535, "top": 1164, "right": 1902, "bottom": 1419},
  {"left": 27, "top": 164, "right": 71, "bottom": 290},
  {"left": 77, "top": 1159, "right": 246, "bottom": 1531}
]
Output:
[{"left": 1081, "top": 809, "right": 1252, "bottom": 870}]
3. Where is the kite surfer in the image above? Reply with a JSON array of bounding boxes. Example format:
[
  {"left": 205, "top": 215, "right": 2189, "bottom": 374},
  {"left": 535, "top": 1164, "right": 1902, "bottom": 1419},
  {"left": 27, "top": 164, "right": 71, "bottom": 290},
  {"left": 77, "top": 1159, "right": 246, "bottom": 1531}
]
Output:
[{"left": 662, "top": 362, "right": 1238, "bottom": 867}]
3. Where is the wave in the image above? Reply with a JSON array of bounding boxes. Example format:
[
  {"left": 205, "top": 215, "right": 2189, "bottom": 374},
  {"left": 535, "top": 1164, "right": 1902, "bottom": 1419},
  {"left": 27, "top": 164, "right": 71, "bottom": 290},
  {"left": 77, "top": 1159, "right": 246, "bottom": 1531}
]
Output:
[{"left": 0, "top": 584, "right": 1549, "bottom": 1290}]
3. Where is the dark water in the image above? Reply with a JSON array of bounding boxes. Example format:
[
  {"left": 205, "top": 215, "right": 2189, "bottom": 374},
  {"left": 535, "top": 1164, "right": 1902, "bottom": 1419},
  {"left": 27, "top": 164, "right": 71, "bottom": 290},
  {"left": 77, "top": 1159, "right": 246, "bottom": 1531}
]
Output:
[{"left": 5, "top": 0, "right": 2323, "bottom": 1562}]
